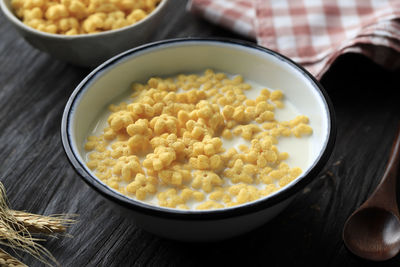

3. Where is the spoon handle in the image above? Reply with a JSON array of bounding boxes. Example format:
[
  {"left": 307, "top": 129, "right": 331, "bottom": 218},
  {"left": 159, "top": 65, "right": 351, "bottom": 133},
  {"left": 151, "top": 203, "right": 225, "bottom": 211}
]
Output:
[{"left": 361, "top": 126, "right": 400, "bottom": 214}]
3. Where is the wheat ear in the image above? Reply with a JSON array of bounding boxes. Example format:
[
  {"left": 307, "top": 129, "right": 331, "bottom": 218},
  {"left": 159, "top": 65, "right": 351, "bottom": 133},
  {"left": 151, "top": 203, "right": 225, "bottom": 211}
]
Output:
[
  {"left": 0, "top": 248, "right": 28, "bottom": 267},
  {"left": 10, "top": 210, "right": 76, "bottom": 235},
  {"left": 0, "top": 183, "right": 59, "bottom": 266}
]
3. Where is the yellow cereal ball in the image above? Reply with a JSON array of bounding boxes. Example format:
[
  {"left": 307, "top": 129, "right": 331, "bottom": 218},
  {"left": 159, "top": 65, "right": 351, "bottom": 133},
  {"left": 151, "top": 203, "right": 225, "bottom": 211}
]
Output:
[
  {"left": 11, "top": 0, "right": 25, "bottom": 9},
  {"left": 256, "top": 95, "right": 268, "bottom": 103},
  {"left": 178, "top": 109, "right": 191, "bottom": 124},
  {"left": 58, "top": 17, "right": 79, "bottom": 32},
  {"left": 193, "top": 191, "right": 205, "bottom": 202},
  {"left": 260, "top": 88, "right": 271, "bottom": 98},
  {"left": 258, "top": 111, "right": 274, "bottom": 122},
  {"left": 127, "top": 9, "right": 147, "bottom": 24},
  {"left": 87, "top": 160, "right": 98, "bottom": 170},
  {"left": 279, "top": 176, "right": 294, "bottom": 187},
  {"left": 23, "top": 7, "right": 43, "bottom": 20},
  {"left": 196, "top": 201, "right": 224, "bottom": 210},
  {"left": 293, "top": 123, "right": 313, "bottom": 137},
  {"left": 270, "top": 90, "right": 283, "bottom": 100},
  {"left": 232, "top": 106, "right": 245, "bottom": 122},
  {"left": 222, "top": 128, "right": 232, "bottom": 139},
  {"left": 82, "top": 13, "right": 107, "bottom": 33},
  {"left": 45, "top": 4, "right": 69, "bottom": 20},
  {"left": 197, "top": 155, "right": 209, "bottom": 170},
  {"left": 290, "top": 167, "right": 302, "bottom": 178},
  {"left": 209, "top": 155, "right": 222, "bottom": 170},
  {"left": 68, "top": 0, "right": 87, "bottom": 20},
  {"left": 204, "top": 143, "right": 215, "bottom": 156},
  {"left": 222, "top": 105, "right": 234, "bottom": 120},
  {"left": 245, "top": 150, "right": 258, "bottom": 163}
]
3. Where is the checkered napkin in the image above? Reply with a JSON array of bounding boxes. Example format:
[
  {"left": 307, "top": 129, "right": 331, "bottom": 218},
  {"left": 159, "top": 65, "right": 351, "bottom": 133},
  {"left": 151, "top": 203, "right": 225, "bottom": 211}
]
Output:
[{"left": 188, "top": 0, "right": 400, "bottom": 79}]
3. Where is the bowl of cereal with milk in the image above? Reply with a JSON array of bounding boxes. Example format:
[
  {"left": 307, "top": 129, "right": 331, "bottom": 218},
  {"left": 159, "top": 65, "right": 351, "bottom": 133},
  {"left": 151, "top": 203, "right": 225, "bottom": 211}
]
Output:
[
  {"left": 61, "top": 38, "right": 336, "bottom": 241},
  {"left": 0, "top": 0, "right": 170, "bottom": 67}
]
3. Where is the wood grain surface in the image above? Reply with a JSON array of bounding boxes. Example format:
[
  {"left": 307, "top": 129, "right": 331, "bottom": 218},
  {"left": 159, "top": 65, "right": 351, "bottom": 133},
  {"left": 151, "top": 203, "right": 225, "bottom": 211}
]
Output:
[{"left": 1, "top": 1, "right": 400, "bottom": 266}]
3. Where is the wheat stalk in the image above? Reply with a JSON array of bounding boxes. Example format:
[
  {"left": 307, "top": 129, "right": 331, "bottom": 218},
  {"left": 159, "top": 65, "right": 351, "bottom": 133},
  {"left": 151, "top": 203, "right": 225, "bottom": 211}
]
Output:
[
  {"left": 0, "top": 182, "right": 78, "bottom": 266},
  {"left": 0, "top": 248, "right": 27, "bottom": 267},
  {"left": 0, "top": 184, "right": 58, "bottom": 266},
  {"left": 10, "top": 210, "right": 76, "bottom": 235}
]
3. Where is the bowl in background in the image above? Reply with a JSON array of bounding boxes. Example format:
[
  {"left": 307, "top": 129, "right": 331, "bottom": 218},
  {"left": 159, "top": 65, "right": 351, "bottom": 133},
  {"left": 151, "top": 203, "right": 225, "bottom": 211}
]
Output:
[
  {"left": 0, "top": 0, "right": 170, "bottom": 67},
  {"left": 61, "top": 38, "right": 336, "bottom": 241}
]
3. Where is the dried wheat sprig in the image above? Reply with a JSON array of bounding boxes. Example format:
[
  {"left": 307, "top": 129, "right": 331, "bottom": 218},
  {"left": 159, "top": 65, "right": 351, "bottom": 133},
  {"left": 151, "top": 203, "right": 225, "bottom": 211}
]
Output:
[
  {"left": 0, "top": 183, "right": 60, "bottom": 267},
  {"left": 0, "top": 248, "right": 28, "bottom": 267},
  {"left": 9, "top": 211, "right": 76, "bottom": 235}
]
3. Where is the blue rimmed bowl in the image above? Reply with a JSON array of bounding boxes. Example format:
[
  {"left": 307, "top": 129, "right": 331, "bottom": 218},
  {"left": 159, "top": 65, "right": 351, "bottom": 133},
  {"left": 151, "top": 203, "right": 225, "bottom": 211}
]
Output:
[{"left": 61, "top": 38, "right": 336, "bottom": 241}]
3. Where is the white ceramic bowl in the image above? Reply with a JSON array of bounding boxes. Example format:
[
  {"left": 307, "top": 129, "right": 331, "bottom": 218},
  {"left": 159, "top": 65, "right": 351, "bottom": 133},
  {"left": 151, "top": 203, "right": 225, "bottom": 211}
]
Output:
[
  {"left": 0, "top": 0, "right": 170, "bottom": 67},
  {"left": 61, "top": 38, "right": 336, "bottom": 241}
]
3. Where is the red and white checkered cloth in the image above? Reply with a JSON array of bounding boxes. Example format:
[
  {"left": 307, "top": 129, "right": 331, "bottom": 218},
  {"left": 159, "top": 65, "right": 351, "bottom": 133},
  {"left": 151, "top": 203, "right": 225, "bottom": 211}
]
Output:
[{"left": 188, "top": 0, "right": 400, "bottom": 79}]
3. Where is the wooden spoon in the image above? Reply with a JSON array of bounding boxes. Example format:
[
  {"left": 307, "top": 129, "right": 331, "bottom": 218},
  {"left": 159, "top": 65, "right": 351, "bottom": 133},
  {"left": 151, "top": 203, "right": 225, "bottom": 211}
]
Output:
[{"left": 343, "top": 126, "right": 400, "bottom": 261}]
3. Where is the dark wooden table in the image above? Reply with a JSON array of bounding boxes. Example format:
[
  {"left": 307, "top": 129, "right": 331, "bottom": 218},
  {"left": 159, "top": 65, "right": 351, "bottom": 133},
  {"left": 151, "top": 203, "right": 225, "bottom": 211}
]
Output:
[{"left": 1, "top": 1, "right": 400, "bottom": 266}]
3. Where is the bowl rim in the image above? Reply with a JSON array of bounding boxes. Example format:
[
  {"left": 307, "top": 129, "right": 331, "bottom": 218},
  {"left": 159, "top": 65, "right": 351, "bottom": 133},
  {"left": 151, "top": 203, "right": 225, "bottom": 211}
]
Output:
[
  {"left": 0, "top": 0, "right": 168, "bottom": 39},
  {"left": 61, "top": 37, "right": 336, "bottom": 220}
]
